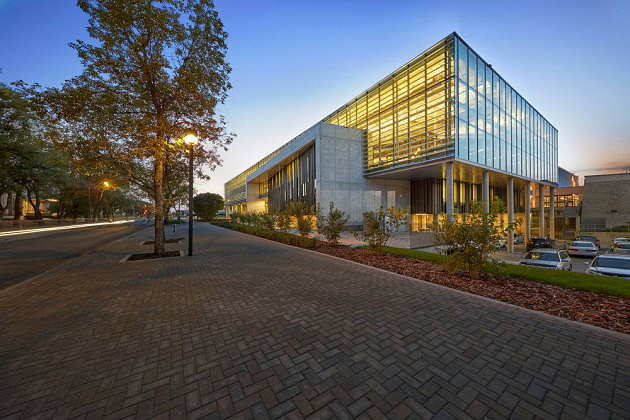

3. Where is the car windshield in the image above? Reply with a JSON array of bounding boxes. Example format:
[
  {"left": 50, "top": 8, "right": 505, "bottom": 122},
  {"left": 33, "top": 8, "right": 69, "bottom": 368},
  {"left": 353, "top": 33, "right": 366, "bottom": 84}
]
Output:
[
  {"left": 525, "top": 252, "right": 559, "bottom": 262},
  {"left": 615, "top": 243, "right": 630, "bottom": 250},
  {"left": 579, "top": 237, "right": 596, "bottom": 241},
  {"left": 592, "top": 257, "right": 630, "bottom": 270},
  {"left": 572, "top": 242, "right": 594, "bottom": 247}
]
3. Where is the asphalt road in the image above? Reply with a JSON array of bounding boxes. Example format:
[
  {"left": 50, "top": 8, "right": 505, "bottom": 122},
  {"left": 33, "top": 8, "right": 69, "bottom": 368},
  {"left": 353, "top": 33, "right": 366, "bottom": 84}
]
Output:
[{"left": 0, "top": 220, "right": 147, "bottom": 290}]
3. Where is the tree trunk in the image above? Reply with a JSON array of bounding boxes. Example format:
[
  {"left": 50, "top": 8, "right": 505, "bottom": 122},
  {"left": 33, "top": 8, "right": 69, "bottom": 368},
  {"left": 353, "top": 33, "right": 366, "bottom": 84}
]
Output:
[
  {"left": 0, "top": 191, "right": 7, "bottom": 219},
  {"left": 34, "top": 192, "right": 42, "bottom": 219},
  {"left": 14, "top": 189, "right": 23, "bottom": 220},
  {"left": 153, "top": 153, "right": 166, "bottom": 256}
]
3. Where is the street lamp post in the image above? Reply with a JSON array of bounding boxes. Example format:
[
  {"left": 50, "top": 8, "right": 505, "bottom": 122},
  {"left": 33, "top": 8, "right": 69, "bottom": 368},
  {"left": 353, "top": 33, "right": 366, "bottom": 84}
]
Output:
[{"left": 183, "top": 134, "right": 199, "bottom": 256}]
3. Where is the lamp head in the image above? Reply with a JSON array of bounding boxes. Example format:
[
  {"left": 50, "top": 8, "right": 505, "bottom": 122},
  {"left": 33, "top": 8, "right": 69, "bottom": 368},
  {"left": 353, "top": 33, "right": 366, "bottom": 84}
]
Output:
[
  {"left": 102, "top": 181, "right": 111, "bottom": 188},
  {"left": 183, "top": 133, "right": 199, "bottom": 146}
]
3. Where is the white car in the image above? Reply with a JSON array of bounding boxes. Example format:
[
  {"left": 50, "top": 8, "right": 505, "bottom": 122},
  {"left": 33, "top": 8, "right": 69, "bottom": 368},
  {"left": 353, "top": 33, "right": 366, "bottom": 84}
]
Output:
[
  {"left": 613, "top": 238, "right": 630, "bottom": 246},
  {"left": 520, "top": 249, "right": 572, "bottom": 271},
  {"left": 567, "top": 241, "right": 599, "bottom": 257},
  {"left": 586, "top": 254, "right": 630, "bottom": 279}
]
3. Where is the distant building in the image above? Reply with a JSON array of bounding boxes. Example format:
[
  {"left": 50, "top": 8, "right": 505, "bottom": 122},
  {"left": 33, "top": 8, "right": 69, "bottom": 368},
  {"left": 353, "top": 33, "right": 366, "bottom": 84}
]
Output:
[
  {"left": 581, "top": 173, "right": 630, "bottom": 230},
  {"left": 558, "top": 167, "right": 579, "bottom": 187}
]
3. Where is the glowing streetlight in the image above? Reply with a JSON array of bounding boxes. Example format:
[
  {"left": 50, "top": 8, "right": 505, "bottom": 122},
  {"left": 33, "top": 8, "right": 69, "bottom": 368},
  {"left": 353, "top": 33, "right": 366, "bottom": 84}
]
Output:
[
  {"left": 183, "top": 133, "right": 199, "bottom": 146},
  {"left": 183, "top": 134, "right": 198, "bottom": 256},
  {"left": 102, "top": 181, "right": 111, "bottom": 189}
]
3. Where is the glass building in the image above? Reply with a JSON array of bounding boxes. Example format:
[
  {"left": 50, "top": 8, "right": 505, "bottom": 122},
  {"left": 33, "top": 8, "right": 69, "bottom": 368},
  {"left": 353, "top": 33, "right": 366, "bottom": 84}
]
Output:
[{"left": 226, "top": 33, "right": 559, "bottom": 248}]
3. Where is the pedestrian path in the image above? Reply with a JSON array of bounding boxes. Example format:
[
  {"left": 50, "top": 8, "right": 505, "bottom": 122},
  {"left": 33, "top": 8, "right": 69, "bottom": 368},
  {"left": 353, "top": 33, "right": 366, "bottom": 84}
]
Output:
[{"left": 0, "top": 223, "right": 628, "bottom": 419}]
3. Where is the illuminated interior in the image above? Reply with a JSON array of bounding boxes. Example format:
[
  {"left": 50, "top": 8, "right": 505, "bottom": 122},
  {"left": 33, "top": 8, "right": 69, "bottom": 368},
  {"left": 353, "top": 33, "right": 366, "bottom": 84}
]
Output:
[{"left": 325, "top": 36, "right": 455, "bottom": 173}]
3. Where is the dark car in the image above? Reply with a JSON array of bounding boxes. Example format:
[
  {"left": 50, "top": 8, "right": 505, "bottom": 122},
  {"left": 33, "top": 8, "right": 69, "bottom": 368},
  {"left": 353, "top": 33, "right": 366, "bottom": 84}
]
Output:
[
  {"left": 526, "top": 237, "right": 555, "bottom": 251},
  {"left": 576, "top": 235, "right": 600, "bottom": 248}
]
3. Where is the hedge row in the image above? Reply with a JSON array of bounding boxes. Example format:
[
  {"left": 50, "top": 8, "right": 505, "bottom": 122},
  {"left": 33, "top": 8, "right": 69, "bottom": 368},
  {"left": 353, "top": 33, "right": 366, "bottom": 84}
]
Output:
[{"left": 213, "top": 221, "right": 319, "bottom": 248}]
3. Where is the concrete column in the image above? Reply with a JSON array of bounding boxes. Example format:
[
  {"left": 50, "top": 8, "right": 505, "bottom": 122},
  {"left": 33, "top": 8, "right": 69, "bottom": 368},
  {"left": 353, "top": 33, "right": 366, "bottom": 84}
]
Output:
[
  {"left": 507, "top": 177, "right": 515, "bottom": 253},
  {"left": 549, "top": 186, "right": 556, "bottom": 239},
  {"left": 538, "top": 183, "right": 546, "bottom": 238},
  {"left": 524, "top": 182, "right": 531, "bottom": 243},
  {"left": 446, "top": 162, "right": 454, "bottom": 221},
  {"left": 482, "top": 170, "right": 490, "bottom": 213},
  {"left": 432, "top": 181, "right": 439, "bottom": 228}
]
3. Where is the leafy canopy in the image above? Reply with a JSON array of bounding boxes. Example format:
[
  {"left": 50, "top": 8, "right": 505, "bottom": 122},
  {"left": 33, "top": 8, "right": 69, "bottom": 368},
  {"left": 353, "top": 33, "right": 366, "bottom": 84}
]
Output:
[{"left": 192, "top": 192, "right": 223, "bottom": 220}]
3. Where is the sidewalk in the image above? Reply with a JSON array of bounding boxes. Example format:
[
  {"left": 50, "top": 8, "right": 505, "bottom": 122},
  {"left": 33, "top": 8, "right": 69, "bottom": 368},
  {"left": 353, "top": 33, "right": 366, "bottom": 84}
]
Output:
[{"left": 1, "top": 222, "right": 629, "bottom": 419}]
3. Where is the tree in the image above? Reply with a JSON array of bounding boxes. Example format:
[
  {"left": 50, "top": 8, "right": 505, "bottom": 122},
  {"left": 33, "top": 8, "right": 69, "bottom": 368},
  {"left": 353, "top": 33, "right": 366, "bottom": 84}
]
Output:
[
  {"left": 354, "top": 206, "right": 408, "bottom": 249},
  {"left": 41, "top": 0, "right": 232, "bottom": 255},
  {"left": 432, "top": 199, "right": 517, "bottom": 277},
  {"left": 193, "top": 192, "right": 223, "bottom": 220},
  {"left": 317, "top": 202, "right": 348, "bottom": 245}
]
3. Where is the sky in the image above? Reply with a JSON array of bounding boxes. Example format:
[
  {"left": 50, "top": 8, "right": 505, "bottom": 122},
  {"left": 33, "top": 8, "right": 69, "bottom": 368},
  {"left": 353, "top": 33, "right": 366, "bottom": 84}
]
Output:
[{"left": 1, "top": 0, "right": 629, "bottom": 195}]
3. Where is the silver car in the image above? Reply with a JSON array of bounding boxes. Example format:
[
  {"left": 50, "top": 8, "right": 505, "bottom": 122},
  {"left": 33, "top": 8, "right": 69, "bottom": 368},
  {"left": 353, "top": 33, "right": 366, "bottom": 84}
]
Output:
[
  {"left": 567, "top": 241, "right": 599, "bottom": 257},
  {"left": 520, "top": 249, "right": 572, "bottom": 271},
  {"left": 586, "top": 254, "right": 630, "bottom": 279}
]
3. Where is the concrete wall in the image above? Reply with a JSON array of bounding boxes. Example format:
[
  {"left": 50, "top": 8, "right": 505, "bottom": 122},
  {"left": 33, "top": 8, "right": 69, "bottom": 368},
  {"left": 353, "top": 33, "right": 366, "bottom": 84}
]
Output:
[
  {"left": 581, "top": 173, "right": 630, "bottom": 229},
  {"left": 316, "top": 123, "right": 410, "bottom": 227}
]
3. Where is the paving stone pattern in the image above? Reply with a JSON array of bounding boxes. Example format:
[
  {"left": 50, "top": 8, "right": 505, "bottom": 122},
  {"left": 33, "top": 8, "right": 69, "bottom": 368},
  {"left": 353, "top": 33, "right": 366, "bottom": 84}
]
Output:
[{"left": 1, "top": 223, "right": 629, "bottom": 419}]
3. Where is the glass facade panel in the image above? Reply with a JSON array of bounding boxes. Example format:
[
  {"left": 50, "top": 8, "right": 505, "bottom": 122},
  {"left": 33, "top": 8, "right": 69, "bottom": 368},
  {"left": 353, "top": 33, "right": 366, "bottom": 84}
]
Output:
[
  {"left": 326, "top": 36, "right": 455, "bottom": 173},
  {"left": 454, "top": 37, "right": 557, "bottom": 183}
]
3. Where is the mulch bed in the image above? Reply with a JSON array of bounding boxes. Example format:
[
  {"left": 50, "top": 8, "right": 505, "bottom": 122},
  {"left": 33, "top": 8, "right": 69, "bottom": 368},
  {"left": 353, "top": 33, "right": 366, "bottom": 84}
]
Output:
[
  {"left": 314, "top": 245, "right": 630, "bottom": 335},
  {"left": 125, "top": 251, "right": 182, "bottom": 261}
]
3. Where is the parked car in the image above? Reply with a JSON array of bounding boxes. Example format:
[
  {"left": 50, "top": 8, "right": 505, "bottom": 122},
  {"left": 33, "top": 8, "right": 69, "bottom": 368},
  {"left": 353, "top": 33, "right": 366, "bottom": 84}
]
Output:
[
  {"left": 576, "top": 235, "right": 600, "bottom": 248},
  {"left": 612, "top": 237, "right": 630, "bottom": 246},
  {"left": 526, "top": 237, "right": 555, "bottom": 251},
  {"left": 520, "top": 249, "right": 572, "bottom": 271},
  {"left": 611, "top": 241, "right": 630, "bottom": 255},
  {"left": 586, "top": 254, "right": 630, "bottom": 279},
  {"left": 567, "top": 241, "right": 599, "bottom": 257}
]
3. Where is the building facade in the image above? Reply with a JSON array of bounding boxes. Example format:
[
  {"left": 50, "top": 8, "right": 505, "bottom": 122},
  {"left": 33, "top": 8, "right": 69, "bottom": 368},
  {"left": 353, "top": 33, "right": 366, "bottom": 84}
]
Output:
[
  {"left": 581, "top": 173, "right": 630, "bottom": 231},
  {"left": 225, "top": 33, "right": 559, "bottom": 249}
]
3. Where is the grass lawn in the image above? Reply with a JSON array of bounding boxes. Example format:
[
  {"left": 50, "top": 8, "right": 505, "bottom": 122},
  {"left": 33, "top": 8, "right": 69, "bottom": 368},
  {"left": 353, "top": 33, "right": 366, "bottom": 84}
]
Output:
[{"left": 378, "top": 246, "right": 630, "bottom": 298}]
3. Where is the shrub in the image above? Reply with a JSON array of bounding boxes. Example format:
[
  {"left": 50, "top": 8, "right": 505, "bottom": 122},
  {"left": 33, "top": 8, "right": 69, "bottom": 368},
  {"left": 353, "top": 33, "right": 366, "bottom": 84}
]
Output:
[
  {"left": 276, "top": 210, "right": 292, "bottom": 232},
  {"left": 432, "top": 198, "right": 517, "bottom": 277},
  {"left": 260, "top": 213, "right": 277, "bottom": 230},
  {"left": 214, "top": 221, "right": 317, "bottom": 248},
  {"left": 354, "top": 206, "right": 408, "bottom": 249},
  {"left": 287, "top": 201, "right": 315, "bottom": 238},
  {"left": 230, "top": 211, "right": 244, "bottom": 224},
  {"left": 317, "top": 202, "right": 348, "bottom": 245}
]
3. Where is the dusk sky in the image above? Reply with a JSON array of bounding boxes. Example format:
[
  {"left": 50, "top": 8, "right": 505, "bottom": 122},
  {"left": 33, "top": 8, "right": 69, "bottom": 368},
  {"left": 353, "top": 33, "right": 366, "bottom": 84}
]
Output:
[{"left": 1, "top": 0, "right": 629, "bottom": 195}]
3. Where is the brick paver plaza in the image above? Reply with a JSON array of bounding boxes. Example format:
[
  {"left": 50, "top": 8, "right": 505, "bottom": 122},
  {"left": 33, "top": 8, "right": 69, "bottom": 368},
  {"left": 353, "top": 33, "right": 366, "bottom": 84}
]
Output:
[{"left": 1, "top": 223, "right": 629, "bottom": 419}]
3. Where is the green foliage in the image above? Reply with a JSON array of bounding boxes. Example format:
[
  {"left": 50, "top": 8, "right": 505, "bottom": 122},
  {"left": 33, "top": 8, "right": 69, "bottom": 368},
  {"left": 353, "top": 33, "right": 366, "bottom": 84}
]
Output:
[
  {"left": 214, "top": 221, "right": 317, "bottom": 248},
  {"left": 40, "top": 0, "right": 232, "bottom": 254},
  {"left": 354, "top": 206, "right": 408, "bottom": 249},
  {"left": 317, "top": 202, "right": 348, "bottom": 245},
  {"left": 287, "top": 202, "right": 315, "bottom": 238},
  {"left": 260, "top": 212, "right": 277, "bottom": 230},
  {"left": 275, "top": 209, "right": 292, "bottom": 232},
  {"left": 433, "top": 199, "right": 517, "bottom": 277},
  {"left": 193, "top": 192, "right": 224, "bottom": 221},
  {"left": 378, "top": 246, "right": 630, "bottom": 298}
]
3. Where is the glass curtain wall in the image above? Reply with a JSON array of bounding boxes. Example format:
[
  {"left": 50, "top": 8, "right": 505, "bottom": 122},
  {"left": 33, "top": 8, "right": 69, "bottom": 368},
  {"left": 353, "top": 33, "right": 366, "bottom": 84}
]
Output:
[
  {"left": 325, "top": 36, "right": 455, "bottom": 173},
  {"left": 455, "top": 37, "right": 558, "bottom": 183}
]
